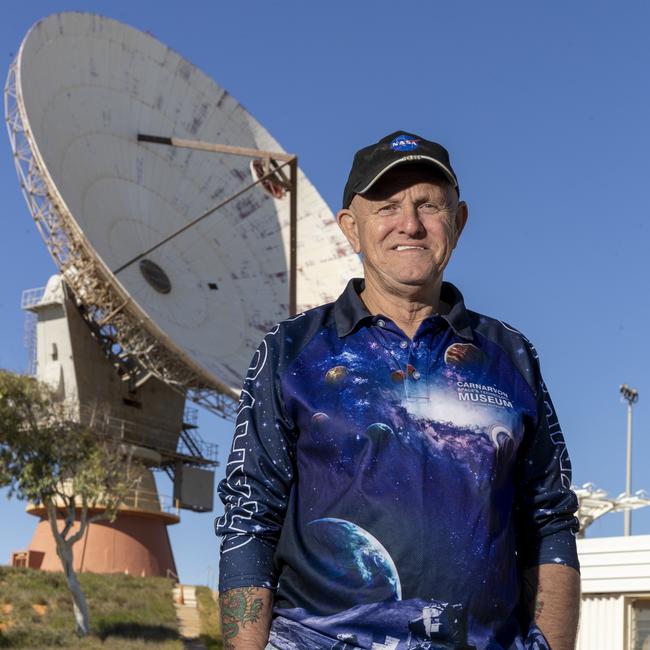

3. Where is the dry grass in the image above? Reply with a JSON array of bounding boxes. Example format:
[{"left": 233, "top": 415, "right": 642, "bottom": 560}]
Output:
[{"left": 0, "top": 566, "right": 183, "bottom": 648}]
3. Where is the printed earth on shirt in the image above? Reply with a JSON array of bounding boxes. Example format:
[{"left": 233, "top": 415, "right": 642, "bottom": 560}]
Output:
[{"left": 217, "top": 280, "right": 579, "bottom": 650}]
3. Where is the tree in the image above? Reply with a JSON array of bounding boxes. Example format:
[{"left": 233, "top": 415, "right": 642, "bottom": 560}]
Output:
[{"left": 0, "top": 370, "right": 142, "bottom": 636}]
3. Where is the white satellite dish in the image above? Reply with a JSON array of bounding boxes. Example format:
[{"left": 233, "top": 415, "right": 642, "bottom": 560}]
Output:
[{"left": 5, "top": 12, "right": 361, "bottom": 415}]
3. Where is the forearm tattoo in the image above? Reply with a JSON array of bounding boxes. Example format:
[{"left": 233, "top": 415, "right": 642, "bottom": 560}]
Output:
[{"left": 220, "top": 587, "right": 265, "bottom": 648}]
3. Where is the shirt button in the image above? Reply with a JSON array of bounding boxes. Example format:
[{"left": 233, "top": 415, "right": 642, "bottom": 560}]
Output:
[
  {"left": 412, "top": 370, "right": 421, "bottom": 380},
  {"left": 399, "top": 340, "right": 408, "bottom": 349},
  {"left": 377, "top": 319, "right": 386, "bottom": 327}
]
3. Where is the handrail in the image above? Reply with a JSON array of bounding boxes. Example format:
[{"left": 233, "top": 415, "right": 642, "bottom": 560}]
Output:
[
  {"left": 44, "top": 481, "right": 181, "bottom": 517},
  {"left": 79, "top": 403, "right": 219, "bottom": 464},
  {"left": 21, "top": 286, "right": 46, "bottom": 309},
  {"left": 122, "top": 487, "right": 179, "bottom": 516}
]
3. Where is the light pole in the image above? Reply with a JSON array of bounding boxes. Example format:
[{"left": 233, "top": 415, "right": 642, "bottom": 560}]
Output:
[{"left": 620, "top": 384, "right": 639, "bottom": 536}]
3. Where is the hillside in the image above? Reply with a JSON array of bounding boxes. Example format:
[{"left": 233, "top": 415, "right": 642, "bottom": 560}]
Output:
[{"left": 0, "top": 566, "right": 184, "bottom": 648}]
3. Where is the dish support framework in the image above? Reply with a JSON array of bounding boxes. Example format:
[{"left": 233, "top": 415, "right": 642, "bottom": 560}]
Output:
[{"left": 5, "top": 59, "right": 299, "bottom": 422}]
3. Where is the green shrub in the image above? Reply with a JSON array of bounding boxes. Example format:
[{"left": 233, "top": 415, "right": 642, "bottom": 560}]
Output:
[{"left": 196, "top": 586, "right": 223, "bottom": 650}]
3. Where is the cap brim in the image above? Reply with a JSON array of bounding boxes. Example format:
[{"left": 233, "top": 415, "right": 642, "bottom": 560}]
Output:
[{"left": 356, "top": 156, "right": 458, "bottom": 195}]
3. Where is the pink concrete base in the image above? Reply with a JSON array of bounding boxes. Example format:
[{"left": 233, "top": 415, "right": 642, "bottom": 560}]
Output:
[{"left": 27, "top": 512, "right": 178, "bottom": 578}]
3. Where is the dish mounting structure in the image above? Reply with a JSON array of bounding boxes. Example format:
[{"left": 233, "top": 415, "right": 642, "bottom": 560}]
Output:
[
  {"left": 6, "top": 73, "right": 295, "bottom": 419},
  {"left": 5, "top": 13, "right": 362, "bottom": 420}
]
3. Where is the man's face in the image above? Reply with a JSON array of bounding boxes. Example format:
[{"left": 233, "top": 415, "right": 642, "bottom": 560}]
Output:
[{"left": 337, "top": 166, "right": 468, "bottom": 295}]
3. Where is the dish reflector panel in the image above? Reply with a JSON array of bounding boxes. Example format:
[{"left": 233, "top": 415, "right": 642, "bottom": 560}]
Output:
[{"left": 8, "top": 13, "right": 361, "bottom": 398}]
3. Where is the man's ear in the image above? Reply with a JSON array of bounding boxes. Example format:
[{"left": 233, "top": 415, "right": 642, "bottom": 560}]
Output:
[
  {"left": 452, "top": 201, "right": 469, "bottom": 248},
  {"left": 336, "top": 208, "right": 361, "bottom": 254}
]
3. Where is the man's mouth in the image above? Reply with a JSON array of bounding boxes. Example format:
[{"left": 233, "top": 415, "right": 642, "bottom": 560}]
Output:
[{"left": 393, "top": 245, "right": 426, "bottom": 251}]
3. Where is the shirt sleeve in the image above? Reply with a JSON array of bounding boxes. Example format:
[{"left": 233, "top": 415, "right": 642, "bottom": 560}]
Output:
[
  {"left": 514, "top": 349, "right": 580, "bottom": 572},
  {"left": 214, "top": 331, "right": 296, "bottom": 593}
]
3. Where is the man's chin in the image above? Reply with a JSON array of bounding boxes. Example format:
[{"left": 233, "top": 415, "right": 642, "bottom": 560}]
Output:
[
  {"left": 363, "top": 266, "right": 444, "bottom": 294},
  {"left": 393, "top": 271, "right": 443, "bottom": 287},
  {"left": 385, "top": 276, "right": 443, "bottom": 294}
]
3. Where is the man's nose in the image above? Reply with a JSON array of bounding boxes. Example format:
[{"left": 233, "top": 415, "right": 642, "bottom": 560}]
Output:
[{"left": 399, "top": 204, "right": 425, "bottom": 236}]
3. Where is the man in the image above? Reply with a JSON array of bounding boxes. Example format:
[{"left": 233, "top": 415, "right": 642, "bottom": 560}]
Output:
[{"left": 216, "top": 131, "right": 581, "bottom": 650}]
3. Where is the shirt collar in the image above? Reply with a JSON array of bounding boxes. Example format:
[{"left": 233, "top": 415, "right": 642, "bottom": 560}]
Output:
[
  {"left": 334, "top": 278, "right": 474, "bottom": 341},
  {"left": 439, "top": 281, "right": 474, "bottom": 340}
]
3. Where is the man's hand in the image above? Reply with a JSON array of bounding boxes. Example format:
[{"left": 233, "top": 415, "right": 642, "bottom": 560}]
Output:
[
  {"left": 219, "top": 586, "right": 274, "bottom": 650},
  {"left": 522, "top": 563, "right": 581, "bottom": 650}
]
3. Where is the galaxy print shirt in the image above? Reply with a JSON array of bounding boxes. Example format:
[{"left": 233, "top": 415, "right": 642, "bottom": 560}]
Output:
[{"left": 216, "top": 279, "right": 579, "bottom": 650}]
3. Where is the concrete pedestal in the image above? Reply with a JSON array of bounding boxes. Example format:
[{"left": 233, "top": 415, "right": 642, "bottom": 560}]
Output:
[{"left": 26, "top": 506, "right": 179, "bottom": 577}]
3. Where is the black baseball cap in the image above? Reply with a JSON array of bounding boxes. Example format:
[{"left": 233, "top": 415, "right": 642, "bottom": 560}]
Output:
[{"left": 342, "top": 131, "right": 459, "bottom": 209}]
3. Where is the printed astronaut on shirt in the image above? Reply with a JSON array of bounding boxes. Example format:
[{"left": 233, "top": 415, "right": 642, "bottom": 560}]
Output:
[{"left": 216, "top": 281, "right": 578, "bottom": 650}]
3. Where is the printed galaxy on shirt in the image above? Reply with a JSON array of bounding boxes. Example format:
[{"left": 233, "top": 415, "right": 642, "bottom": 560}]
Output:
[{"left": 216, "top": 282, "right": 578, "bottom": 650}]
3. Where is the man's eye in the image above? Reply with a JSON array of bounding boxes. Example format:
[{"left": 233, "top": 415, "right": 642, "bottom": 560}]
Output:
[
  {"left": 420, "top": 203, "right": 444, "bottom": 214},
  {"left": 377, "top": 204, "right": 398, "bottom": 215}
]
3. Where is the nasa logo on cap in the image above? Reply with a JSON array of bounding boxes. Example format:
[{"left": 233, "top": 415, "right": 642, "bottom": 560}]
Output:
[
  {"left": 390, "top": 134, "right": 420, "bottom": 151},
  {"left": 342, "top": 130, "right": 459, "bottom": 208}
]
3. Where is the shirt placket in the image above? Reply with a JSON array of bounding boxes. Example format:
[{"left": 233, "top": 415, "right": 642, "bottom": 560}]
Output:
[
  {"left": 404, "top": 331, "right": 433, "bottom": 401},
  {"left": 371, "top": 318, "right": 432, "bottom": 402}
]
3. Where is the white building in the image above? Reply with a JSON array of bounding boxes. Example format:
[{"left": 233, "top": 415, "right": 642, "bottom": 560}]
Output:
[{"left": 577, "top": 535, "right": 650, "bottom": 649}]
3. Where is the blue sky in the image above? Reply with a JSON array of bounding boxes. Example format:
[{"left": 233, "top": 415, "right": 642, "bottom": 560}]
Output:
[{"left": 1, "top": 1, "right": 649, "bottom": 587}]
